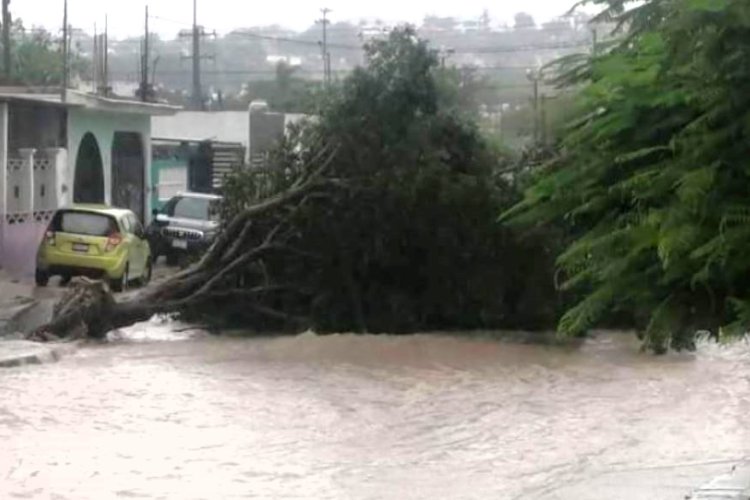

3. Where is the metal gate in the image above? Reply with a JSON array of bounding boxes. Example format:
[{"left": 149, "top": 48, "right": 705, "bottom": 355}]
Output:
[{"left": 111, "top": 132, "right": 145, "bottom": 222}]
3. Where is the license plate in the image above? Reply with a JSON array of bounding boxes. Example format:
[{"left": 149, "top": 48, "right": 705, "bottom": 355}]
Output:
[
  {"left": 172, "top": 239, "right": 188, "bottom": 250},
  {"left": 72, "top": 243, "right": 89, "bottom": 253}
]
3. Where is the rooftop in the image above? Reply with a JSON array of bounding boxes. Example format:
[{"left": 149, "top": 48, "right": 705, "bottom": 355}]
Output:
[{"left": 0, "top": 88, "right": 181, "bottom": 116}]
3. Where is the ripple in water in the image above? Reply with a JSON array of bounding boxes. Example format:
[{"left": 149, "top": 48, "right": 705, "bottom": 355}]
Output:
[{"left": 0, "top": 330, "right": 748, "bottom": 500}]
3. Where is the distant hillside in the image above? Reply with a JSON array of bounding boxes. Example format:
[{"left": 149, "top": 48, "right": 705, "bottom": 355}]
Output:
[{"left": 95, "top": 11, "right": 607, "bottom": 105}]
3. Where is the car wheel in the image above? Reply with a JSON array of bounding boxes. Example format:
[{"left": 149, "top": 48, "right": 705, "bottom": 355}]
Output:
[
  {"left": 166, "top": 252, "right": 179, "bottom": 266},
  {"left": 35, "top": 269, "right": 49, "bottom": 287},
  {"left": 140, "top": 258, "right": 153, "bottom": 286},
  {"left": 110, "top": 265, "right": 128, "bottom": 293}
]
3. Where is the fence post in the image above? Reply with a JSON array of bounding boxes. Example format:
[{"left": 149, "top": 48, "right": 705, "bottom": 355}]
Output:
[
  {"left": 18, "top": 148, "right": 36, "bottom": 215},
  {"left": 45, "top": 147, "right": 69, "bottom": 209}
]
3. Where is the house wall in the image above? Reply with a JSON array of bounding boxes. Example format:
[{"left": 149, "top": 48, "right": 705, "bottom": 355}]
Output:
[
  {"left": 249, "top": 111, "right": 311, "bottom": 167},
  {"left": 0, "top": 100, "right": 72, "bottom": 277},
  {"left": 67, "top": 109, "right": 153, "bottom": 220},
  {"left": 152, "top": 111, "right": 249, "bottom": 148},
  {"left": 249, "top": 109, "right": 285, "bottom": 162},
  {"left": 152, "top": 109, "right": 310, "bottom": 168},
  {"left": 151, "top": 142, "right": 191, "bottom": 211}
]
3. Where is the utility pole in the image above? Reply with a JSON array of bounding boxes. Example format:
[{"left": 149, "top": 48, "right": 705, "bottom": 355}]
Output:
[
  {"left": 105, "top": 17, "right": 109, "bottom": 94},
  {"left": 95, "top": 17, "right": 109, "bottom": 96},
  {"left": 540, "top": 93, "right": 547, "bottom": 146},
  {"left": 317, "top": 8, "right": 331, "bottom": 85},
  {"left": 92, "top": 23, "right": 97, "bottom": 91},
  {"left": 138, "top": 5, "right": 152, "bottom": 102},
  {"left": 527, "top": 68, "right": 541, "bottom": 144},
  {"left": 2, "top": 0, "right": 11, "bottom": 82},
  {"left": 103, "top": 15, "right": 109, "bottom": 96},
  {"left": 192, "top": 0, "right": 201, "bottom": 109},
  {"left": 61, "top": 0, "right": 68, "bottom": 101},
  {"left": 180, "top": 0, "right": 213, "bottom": 110},
  {"left": 533, "top": 78, "right": 539, "bottom": 143},
  {"left": 591, "top": 27, "right": 598, "bottom": 56}
]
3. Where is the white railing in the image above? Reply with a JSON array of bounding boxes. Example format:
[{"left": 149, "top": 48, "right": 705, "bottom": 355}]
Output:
[
  {"left": 4, "top": 147, "right": 68, "bottom": 224},
  {"left": 1, "top": 147, "right": 69, "bottom": 276}
]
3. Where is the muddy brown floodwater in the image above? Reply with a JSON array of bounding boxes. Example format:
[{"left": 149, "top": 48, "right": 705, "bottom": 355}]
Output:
[{"left": 1, "top": 321, "right": 749, "bottom": 500}]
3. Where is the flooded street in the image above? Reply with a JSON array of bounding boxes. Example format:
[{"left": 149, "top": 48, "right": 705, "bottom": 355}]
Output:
[{"left": 1, "top": 324, "right": 749, "bottom": 499}]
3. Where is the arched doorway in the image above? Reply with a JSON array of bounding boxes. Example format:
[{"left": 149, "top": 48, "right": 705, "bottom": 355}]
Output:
[
  {"left": 111, "top": 132, "right": 146, "bottom": 222},
  {"left": 73, "top": 132, "right": 105, "bottom": 204}
]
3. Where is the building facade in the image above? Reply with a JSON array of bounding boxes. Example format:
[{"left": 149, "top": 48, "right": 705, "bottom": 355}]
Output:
[{"left": 0, "top": 89, "right": 177, "bottom": 277}]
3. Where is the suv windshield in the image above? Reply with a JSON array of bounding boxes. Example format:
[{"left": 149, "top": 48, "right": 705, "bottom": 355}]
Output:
[
  {"left": 166, "top": 196, "right": 220, "bottom": 221},
  {"left": 53, "top": 211, "right": 117, "bottom": 237}
]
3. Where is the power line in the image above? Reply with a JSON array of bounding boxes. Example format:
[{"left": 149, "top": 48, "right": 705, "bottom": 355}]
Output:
[
  {"left": 149, "top": 14, "right": 192, "bottom": 27},
  {"left": 130, "top": 66, "right": 536, "bottom": 75}
]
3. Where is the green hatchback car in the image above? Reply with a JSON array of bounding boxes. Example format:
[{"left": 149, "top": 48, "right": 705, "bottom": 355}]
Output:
[{"left": 36, "top": 205, "right": 153, "bottom": 292}]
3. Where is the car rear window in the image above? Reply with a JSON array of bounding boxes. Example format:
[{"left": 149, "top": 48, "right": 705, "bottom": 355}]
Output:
[{"left": 54, "top": 211, "right": 117, "bottom": 237}]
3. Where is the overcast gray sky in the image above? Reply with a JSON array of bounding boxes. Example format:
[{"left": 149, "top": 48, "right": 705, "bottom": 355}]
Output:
[{"left": 13, "top": 0, "right": 583, "bottom": 38}]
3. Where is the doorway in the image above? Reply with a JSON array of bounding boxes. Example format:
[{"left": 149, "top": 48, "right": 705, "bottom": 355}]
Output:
[
  {"left": 73, "top": 132, "right": 105, "bottom": 204},
  {"left": 111, "top": 132, "right": 146, "bottom": 222}
]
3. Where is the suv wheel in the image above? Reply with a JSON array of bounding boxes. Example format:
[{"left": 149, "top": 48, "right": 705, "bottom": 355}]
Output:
[{"left": 166, "top": 252, "right": 179, "bottom": 266}]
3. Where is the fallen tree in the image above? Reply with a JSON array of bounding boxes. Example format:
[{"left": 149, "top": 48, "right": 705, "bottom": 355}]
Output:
[
  {"left": 28, "top": 155, "right": 341, "bottom": 341},
  {"left": 30, "top": 28, "right": 560, "bottom": 341}
]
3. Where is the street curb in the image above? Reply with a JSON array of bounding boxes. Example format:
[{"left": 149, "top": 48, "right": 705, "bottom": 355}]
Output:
[{"left": 0, "top": 341, "right": 81, "bottom": 368}]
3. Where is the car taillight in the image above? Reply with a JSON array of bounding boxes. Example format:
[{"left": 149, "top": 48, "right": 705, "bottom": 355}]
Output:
[
  {"left": 105, "top": 233, "right": 123, "bottom": 252},
  {"left": 45, "top": 230, "right": 56, "bottom": 246}
]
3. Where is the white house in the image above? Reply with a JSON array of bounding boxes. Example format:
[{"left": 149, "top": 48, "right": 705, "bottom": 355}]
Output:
[{"left": 0, "top": 88, "right": 178, "bottom": 278}]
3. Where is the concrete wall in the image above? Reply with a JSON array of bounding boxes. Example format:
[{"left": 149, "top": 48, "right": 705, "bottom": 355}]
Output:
[
  {"left": 152, "top": 111, "right": 249, "bottom": 147},
  {"left": 153, "top": 109, "right": 312, "bottom": 167},
  {"left": 249, "top": 109, "right": 285, "bottom": 161},
  {"left": 67, "top": 108, "right": 152, "bottom": 217}
]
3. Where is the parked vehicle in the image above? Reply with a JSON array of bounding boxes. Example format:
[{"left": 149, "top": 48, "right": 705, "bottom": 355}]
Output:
[
  {"left": 147, "top": 192, "right": 222, "bottom": 266},
  {"left": 36, "top": 205, "right": 152, "bottom": 292}
]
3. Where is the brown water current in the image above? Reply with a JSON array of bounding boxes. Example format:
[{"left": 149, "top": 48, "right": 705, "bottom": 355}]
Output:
[{"left": 1, "top": 321, "right": 749, "bottom": 499}]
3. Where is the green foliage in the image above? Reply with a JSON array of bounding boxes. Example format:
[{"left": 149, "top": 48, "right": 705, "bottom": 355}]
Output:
[
  {"left": 221, "top": 27, "right": 559, "bottom": 333},
  {"left": 1, "top": 20, "right": 88, "bottom": 86},
  {"left": 505, "top": 0, "right": 750, "bottom": 352}
]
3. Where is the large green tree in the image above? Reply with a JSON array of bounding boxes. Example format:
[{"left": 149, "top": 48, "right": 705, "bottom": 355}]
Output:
[
  {"left": 505, "top": 0, "right": 750, "bottom": 352},
  {"left": 1, "top": 20, "right": 88, "bottom": 86},
  {"left": 219, "top": 27, "right": 557, "bottom": 333},
  {"left": 30, "top": 27, "right": 560, "bottom": 342}
]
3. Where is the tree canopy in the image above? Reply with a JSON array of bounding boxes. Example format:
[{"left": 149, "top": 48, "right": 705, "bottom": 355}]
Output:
[
  {"left": 0, "top": 20, "right": 88, "bottom": 86},
  {"left": 505, "top": 0, "right": 750, "bottom": 352},
  {"left": 218, "top": 27, "right": 558, "bottom": 333}
]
